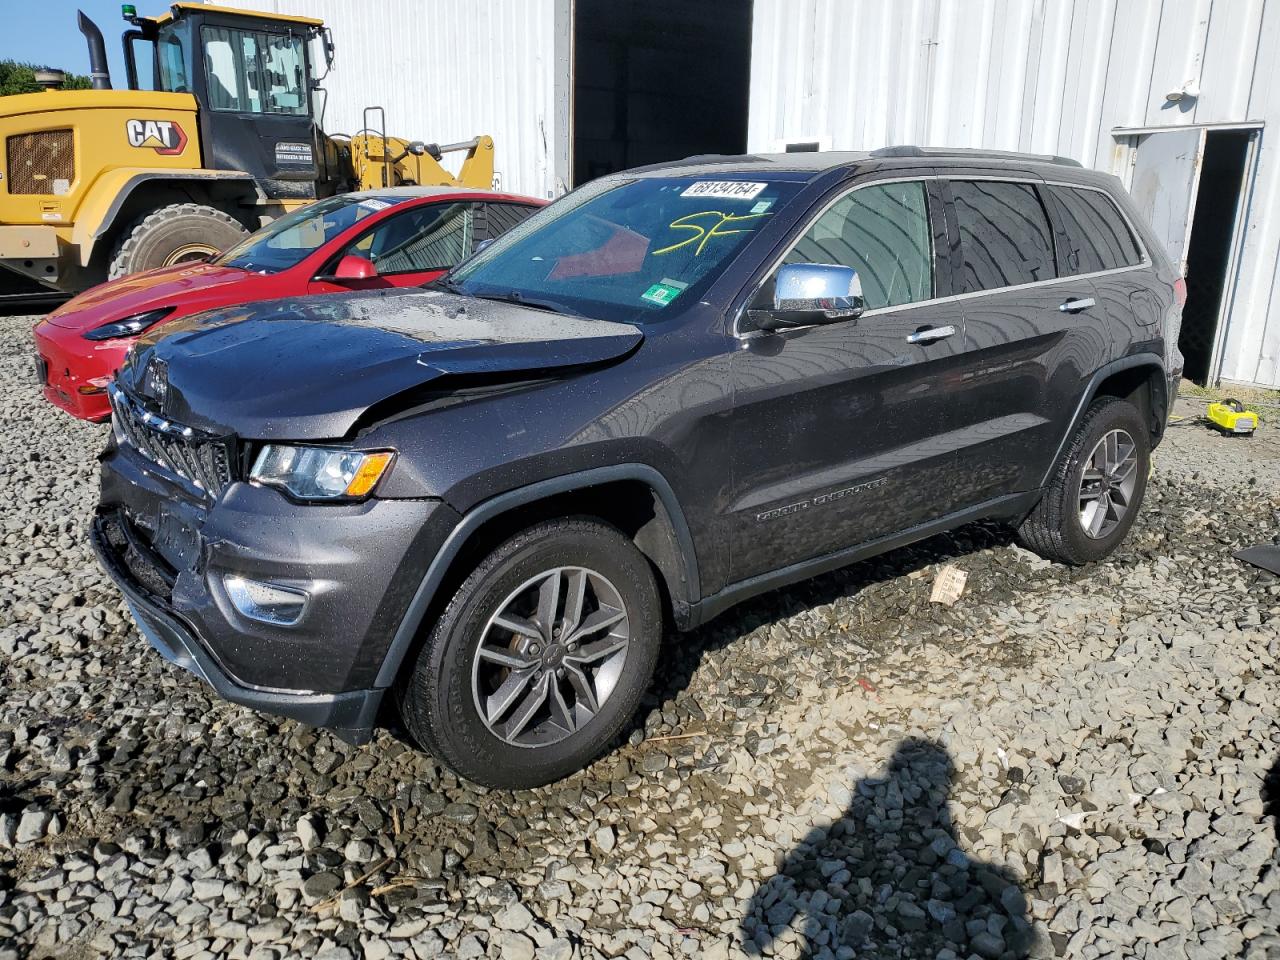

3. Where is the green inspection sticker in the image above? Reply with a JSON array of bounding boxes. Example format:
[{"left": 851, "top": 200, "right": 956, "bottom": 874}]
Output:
[{"left": 641, "top": 278, "right": 688, "bottom": 306}]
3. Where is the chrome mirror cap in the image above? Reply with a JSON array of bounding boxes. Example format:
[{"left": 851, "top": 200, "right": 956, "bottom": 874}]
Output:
[{"left": 757, "top": 263, "right": 866, "bottom": 330}]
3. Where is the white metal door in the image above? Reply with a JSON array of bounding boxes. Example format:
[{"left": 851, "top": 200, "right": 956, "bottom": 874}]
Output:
[{"left": 1128, "top": 128, "right": 1206, "bottom": 276}]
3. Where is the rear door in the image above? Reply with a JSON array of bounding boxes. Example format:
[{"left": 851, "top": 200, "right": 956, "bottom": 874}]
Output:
[
  {"left": 943, "top": 178, "right": 1111, "bottom": 503},
  {"left": 727, "top": 177, "right": 973, "bottom": 582}
]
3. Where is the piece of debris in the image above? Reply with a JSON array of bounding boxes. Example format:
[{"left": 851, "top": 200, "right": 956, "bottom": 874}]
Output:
[
  {"left": 929, "top": 565, "right": 968, "bottom": 605},
  {"left": 1235, "top": 543, "right": 1280, "bottom": 576}
]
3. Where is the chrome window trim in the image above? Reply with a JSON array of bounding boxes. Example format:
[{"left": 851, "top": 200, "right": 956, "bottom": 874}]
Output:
[{"left": 733, "top": 173, "right": 1151, "bottom": 340}]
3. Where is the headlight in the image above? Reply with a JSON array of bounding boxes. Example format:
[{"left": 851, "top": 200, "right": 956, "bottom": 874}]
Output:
[
  {"left": 250, "top": 445, "right": 395, "bottom": 501},
  {"left": 83, "top": 307, "right": 175, "bottom": 341}
]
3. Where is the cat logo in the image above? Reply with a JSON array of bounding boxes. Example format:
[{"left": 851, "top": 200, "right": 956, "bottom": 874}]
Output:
[{"left": 125, "top": 118, "right": 188, "bottom": 156}]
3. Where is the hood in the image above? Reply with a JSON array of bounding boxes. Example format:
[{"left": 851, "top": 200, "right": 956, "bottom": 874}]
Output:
[
  {"left": 43, "top": 262, "right": 259, "bottom": 331},
  {"left": 119, "top": 288, "right": 644, "bottom": 440}
]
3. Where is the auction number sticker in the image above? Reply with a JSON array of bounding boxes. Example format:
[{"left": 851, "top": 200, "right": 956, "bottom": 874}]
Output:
[{"left": 680, "top": 181, "right": 767, "bottom": 200}]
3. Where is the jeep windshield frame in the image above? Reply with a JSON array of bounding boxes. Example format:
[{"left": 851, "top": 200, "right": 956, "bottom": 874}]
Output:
[{"left": 445, "top": 174, "right": 808, "bottom": 324}]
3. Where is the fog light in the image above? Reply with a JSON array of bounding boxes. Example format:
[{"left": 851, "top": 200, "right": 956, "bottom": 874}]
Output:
[{"left": 224, "top": 575, "right": 308, "bottom": 626}]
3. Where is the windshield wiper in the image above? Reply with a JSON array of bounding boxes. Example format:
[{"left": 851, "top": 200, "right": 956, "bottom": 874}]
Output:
[
  {"left": 427, "top": 274, "right": 464, "bottom": 293},
  {"left": 469, "top": 289, "right": 581, "bottom": 317}
]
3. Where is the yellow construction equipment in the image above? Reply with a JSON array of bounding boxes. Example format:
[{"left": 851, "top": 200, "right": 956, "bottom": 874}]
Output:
[{"left": 0, "top": 3, "right": 495, "bottom": 296}]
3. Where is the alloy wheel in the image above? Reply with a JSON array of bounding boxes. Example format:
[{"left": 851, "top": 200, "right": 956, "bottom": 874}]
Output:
[
  {"left": 1078, "top": 428, "right": 1138, "bottom": 539},
  {"left": 472, "top": 566, "right": 629, "bottom": 748}
]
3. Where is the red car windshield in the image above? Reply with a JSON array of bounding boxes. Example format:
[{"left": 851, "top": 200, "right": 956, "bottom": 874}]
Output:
[{"left": 217, "top": 195, "right": 410, "bottom": 274}]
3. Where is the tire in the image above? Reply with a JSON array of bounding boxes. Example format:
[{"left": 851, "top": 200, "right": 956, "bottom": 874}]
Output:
[
  {"left": 397, "top": 518, "right": 662, "bottom": 789},
  {"left": 1017, "top": 397, "right": 1150, "bottom": 565},
  {"left": 108, "top": 203, "right": 248, "bottom": 280}
]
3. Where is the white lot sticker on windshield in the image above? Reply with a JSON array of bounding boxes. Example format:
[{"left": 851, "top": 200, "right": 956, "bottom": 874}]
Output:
[
  {"left": 358, "top": 198, "right": 391, "bottom": 211},
  {"left": 750, "top": 199, "right": 773, "bottom": 214},
  {"left": 680, "top": 181, "right": 767, "bottom": 200}
]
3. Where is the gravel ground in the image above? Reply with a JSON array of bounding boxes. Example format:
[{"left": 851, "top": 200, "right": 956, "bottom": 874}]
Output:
[{"left": 2, "top": 310, "right": 1278, "bottom": 960}]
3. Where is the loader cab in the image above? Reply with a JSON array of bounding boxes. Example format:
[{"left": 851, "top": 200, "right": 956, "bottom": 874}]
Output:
[{"left": 122, "top": 3, "right": 337, "bottom": 200}]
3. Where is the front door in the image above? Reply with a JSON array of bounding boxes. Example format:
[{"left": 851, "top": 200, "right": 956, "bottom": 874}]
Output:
[
  {"left": 728, "top": 178, "right": 972, "bottom": 582},
  {"left": 309, "top": 202, "right": 479, "bottom": 294},
  {"left": 197, "top": 21, "right": 320, "bottom": 197}
]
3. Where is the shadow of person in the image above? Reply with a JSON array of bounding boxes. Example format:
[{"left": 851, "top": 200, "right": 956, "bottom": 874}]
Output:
[
  {"left": 742, "top": 738, "right": 1036, "bottom": 959},
  {"left": 1265, "top": 754, "right": 1280, "bottom": 844}
]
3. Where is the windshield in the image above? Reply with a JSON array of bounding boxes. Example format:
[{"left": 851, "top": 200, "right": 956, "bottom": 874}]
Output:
[
  {"left": 217, "top": 195, "right": 407, "bottom": 274},
  {"left": 448, "top": 175, "right": 806, "bottom": 323}
]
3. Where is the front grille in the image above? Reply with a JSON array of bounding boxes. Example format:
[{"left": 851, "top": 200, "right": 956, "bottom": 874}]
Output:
[
  {"left": 6, "top": 129, "right": 74, "bottom": 195},
  {"left": 109, "top": 386, "right": 235, "bottom": 498}
]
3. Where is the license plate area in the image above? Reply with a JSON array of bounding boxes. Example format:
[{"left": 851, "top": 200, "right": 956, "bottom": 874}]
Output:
[{"left": 32, "top": 354, "right": 48, "bottom": 386}]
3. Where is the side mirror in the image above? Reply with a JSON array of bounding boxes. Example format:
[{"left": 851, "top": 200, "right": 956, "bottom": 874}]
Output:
[
  {"left": 332, "top": 254, "right": 377, "bottom": 281},
  {"left": 473, "top": 238, "right": 495, "bottom": 254},
  {"left": 754, "top": 263, "right": 865, "bottom": 331}
]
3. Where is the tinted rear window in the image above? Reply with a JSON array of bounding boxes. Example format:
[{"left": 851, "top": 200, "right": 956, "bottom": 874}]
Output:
[
  {"left": 1043, "top": 185, "right": 1143, "bottom": 275},
  {"left": 950, "top": 180, "right": 1056, "bottom": 292}
]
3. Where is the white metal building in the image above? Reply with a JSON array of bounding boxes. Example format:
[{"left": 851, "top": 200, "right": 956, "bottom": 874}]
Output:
[{"left": 239, "top": 0, "right": 1280, "bottom": 388}]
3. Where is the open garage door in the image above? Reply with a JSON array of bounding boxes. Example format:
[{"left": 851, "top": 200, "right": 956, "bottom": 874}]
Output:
[{"left": 572, "top": 0, "right": 753, "bottom": 185}]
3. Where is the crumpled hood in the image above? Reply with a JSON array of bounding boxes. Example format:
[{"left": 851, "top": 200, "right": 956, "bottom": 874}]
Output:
[{"left": 118, "top": 288, "right": 643, "bottom": 440}]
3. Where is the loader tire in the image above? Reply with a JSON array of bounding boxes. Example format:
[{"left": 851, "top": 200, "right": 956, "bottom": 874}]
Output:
[{"left": 108, "top": 203, "right": 248, "bottom": 280}]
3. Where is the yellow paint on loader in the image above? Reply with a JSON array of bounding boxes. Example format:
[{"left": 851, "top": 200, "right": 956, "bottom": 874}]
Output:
[{"left": 0, "top": 3, "right": 497, "bottom": 295}]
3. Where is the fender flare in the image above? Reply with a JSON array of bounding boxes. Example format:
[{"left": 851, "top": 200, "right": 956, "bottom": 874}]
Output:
[
  {"left": 373, "top": 463, "right": 701, "bottom": 689},
  {"left": 1038, "top": 353, "right": 1168, "bottom": 488},
  {"left": 71, "top": 169, "right": 261, "bottom": 266}
]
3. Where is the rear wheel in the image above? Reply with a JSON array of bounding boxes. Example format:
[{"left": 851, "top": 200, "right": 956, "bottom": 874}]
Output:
[
  {"left": 1017, "top": 397, "right": 1150, "bottom": 565},
  {"left": 397, "top": 518, "right": 662, "bottom": 789},
  {"left": 108, "top": 203, "right": 247, "bottom": 279}
]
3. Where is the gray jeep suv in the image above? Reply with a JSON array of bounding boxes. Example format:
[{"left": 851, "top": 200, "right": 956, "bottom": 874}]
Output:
[{"left": 93, "top": 148, "right": 1184, "bottom": 788}]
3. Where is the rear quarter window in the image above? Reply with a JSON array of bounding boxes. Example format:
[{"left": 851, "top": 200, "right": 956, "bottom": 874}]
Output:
[{"left": 1043, "top": 185, "right": 1144, "bottom": 275}]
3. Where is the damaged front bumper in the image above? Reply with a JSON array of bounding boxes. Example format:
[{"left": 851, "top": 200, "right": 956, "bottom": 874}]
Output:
[{"left": 93, "top": 437, "right": 456, "bottom": 744}]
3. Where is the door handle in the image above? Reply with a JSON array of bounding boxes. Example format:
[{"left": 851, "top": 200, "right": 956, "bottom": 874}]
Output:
[
  {"left": 906, "top": 324, "right": 957, "bottom": 344},
  {"left": 1059, "top": 297, "right": 1096, "bottom": 313}
]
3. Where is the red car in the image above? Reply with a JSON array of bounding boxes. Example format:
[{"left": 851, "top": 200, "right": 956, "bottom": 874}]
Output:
[{"left": 33, "top": 187, "right": 545, "bottom": 421}]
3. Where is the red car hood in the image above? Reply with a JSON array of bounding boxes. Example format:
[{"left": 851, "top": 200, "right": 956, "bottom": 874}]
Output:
[{"left": 42, "top": 262, "right": 262, "bottom": 332}]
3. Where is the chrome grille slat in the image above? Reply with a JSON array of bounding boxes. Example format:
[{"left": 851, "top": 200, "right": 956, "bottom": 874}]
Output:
[{"left": 109, "top": 385, "right": 233, "bottom": 498}]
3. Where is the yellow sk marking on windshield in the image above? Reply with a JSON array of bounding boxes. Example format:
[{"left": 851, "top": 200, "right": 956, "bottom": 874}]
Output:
[{"left": 653, "top": 210, "right": 771, "bottom": 256}]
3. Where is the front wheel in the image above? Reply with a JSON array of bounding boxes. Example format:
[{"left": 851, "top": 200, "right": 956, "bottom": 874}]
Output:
[
  {"left": 397, "top": 518, "right": 662, "bottom": 789},
  {"left": 1017, "top": 397, "right": 1151, "bottom": 565},
  {"left": 108, "top": 203, "right": 248, "bottom": 279}
]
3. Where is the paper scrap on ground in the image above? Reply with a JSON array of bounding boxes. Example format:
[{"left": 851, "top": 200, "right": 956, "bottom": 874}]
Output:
[{"left": 930, "top": 565, "right": 968, "bottom": 606}]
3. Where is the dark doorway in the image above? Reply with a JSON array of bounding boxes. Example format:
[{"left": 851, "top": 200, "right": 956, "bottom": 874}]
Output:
[
  {"left": 571, "top": 0, "right": 753, "bottom": 185},
  {"left": 1180, "top": 129, "right": 1253, "bottom": 384}
]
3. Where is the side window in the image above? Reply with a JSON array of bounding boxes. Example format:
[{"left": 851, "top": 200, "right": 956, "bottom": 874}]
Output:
[
  {"left": 203, "top": 28, "right": 244, "bottom": 111},
  {"left": 950, "top": 181, "right": 1056, "bottom": 292},
  {"left": 473, "top": 203, "right": 540, "bottom": 250},
  {"left": 1043, "top": 185, "right": 1143, "bottom": 275},
  {"left": 202, "top": 27, "right": 307, "bottom": 116},
  {"left": 783, "top": 181, "right": 934, "bottom": 309},
  {"left": 347, "top": 203, "right": 475, "bottom": 274},
  {"left": 157, "top": 32, "right": 189, "bottom": 92}
]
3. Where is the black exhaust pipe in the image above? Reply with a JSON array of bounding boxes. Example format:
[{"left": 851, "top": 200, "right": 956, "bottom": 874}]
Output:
[{"left": 77, "top": 10, "right": 112, "bottom": 90}]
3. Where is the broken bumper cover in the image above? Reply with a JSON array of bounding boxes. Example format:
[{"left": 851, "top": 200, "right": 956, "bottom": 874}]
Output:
[
  {"left": 92, "top": 439, "right": 460, "bottom": 744},
  {"left": 92, "top": 517, "right": 383, "bottom": 744}
]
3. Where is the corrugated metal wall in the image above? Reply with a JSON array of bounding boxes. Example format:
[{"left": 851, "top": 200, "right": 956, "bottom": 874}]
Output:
[
  {"left": 748, "top": 0, "right": 1280, "bottom": 388},
  {"left": 235, "top": 0, "right": 565, "bottom": 199}
]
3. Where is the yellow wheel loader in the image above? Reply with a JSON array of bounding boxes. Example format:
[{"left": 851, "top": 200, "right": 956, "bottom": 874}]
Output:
[{"left": 0, "top": 3, "right": 495, "bottom": 297}]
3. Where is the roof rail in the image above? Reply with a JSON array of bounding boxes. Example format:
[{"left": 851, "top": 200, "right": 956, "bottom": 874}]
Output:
[{"left": 869, "top": 145, "right": 1083, "bottom": 167}]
